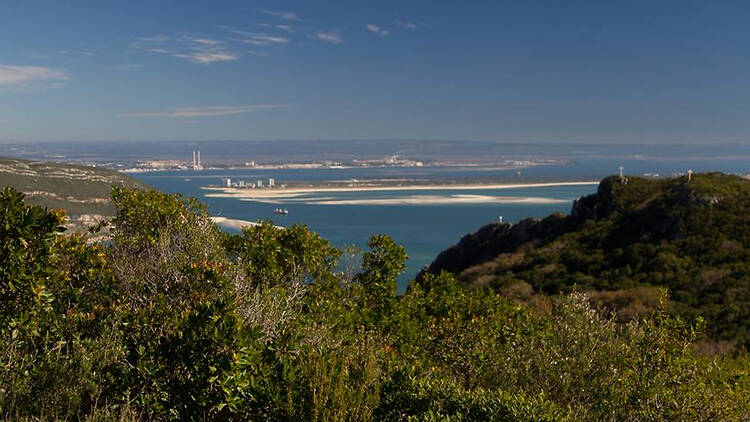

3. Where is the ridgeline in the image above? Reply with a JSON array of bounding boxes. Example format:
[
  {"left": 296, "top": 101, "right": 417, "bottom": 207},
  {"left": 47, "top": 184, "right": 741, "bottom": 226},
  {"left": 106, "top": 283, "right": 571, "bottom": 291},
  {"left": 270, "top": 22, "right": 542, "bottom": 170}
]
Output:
[
  {"left": 421, "top": 172, "right": 750, "bottom": 350},
  {"left": 0, "top": 157, "right": 145, "bottom": 231}
]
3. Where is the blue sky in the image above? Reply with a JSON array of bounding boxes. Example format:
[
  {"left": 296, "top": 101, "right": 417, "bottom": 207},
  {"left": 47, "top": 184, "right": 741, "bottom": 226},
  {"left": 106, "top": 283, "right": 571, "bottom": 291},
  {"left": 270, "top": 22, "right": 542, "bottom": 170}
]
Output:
[{"left": 1, "top": 0, "right": 748, "bottom": 143}]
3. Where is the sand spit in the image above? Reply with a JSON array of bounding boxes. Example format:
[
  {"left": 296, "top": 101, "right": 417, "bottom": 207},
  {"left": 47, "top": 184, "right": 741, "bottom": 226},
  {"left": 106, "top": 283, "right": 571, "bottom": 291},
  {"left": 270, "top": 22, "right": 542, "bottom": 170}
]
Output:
[
  {"left": 304, "top": 194, "right": 569, "bottom": 206},
  {"left": 202, "top": 181, "right": 599, "bottom": 200}
]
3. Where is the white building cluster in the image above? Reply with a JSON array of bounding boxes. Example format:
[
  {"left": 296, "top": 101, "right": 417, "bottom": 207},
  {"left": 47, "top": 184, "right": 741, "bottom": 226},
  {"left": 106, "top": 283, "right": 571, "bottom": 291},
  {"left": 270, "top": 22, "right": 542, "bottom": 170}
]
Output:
[{"left": 221, "top": 177, "right": 277, "bottom": 189}]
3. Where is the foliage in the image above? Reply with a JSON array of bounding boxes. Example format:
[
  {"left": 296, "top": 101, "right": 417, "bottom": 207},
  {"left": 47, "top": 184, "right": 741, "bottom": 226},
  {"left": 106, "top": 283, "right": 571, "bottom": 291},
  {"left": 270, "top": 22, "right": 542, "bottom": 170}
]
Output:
[
  {"left": 1, "top": 185, "right": 749, "bottom": 421},
  {"left": 0, "top": 188, "right": 125, "bottom": 418},
  {"left": 375, "top": 370, "right": 568, "bottom": 422},
  {"left": 225, "top": 220, "right": 341, "bottom": 286},
  {"left": 433, "top": 174, "right": 750, "bottom": 350}
]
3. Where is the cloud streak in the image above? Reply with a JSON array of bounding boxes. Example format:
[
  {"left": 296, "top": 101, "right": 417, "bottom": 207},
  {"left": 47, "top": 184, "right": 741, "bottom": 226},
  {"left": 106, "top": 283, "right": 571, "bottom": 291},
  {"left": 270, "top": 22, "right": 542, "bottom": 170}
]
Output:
[
  {"left": 133, "top": 34, "right": 239, "bottom": 64},
  {"left": 134, "top": 28, "right": 293, "bottom": 63},
  {"left": 315, "top": 31, "right": 343, "bottom": 44},
  {"left": 118, "top": 104, "right": 288, "bottom": 118},
  {"left": 256, "top": 9, "right": 300, "bottom": 21},
  {"left": 230, "top": 30, "right": 289, "bottom": 46},
  {"left": 366, "top": 24, "right": 390, "bottom": 37},
  {"left": 0, "top": 65, "right": 69, "bottom": 88}
]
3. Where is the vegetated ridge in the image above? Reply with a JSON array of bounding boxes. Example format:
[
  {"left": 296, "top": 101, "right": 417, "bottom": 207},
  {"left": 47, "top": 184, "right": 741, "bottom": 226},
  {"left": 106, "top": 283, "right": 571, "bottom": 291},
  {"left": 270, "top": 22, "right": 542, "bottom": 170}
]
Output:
[
  {"left": 0, "top": 156, "right": 146, "bottom": 231},
  {"left": 421, "top": 172, "right": 750, "bottom": 351}
]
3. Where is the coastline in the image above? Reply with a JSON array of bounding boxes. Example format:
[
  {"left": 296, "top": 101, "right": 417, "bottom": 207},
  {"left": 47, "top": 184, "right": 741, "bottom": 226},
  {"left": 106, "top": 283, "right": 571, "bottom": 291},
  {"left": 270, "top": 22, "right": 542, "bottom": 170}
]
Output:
[{"left": 202, "top": 181, "right": 599, "bottom": 199}]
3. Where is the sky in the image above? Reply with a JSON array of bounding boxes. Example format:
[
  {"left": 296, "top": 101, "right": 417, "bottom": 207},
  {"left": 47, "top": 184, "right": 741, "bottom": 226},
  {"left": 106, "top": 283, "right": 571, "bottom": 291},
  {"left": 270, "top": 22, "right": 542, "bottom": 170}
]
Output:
[{"left": 0, "top": 0, "right": 748, "bottom": 143}]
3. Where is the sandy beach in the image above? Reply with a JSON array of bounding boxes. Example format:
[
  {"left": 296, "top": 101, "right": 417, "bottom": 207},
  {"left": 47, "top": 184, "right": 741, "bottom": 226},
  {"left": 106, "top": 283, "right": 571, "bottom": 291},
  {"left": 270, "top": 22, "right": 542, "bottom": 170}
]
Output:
[{"left": 202, "top": 181, "right": 599, "bottom": 200}]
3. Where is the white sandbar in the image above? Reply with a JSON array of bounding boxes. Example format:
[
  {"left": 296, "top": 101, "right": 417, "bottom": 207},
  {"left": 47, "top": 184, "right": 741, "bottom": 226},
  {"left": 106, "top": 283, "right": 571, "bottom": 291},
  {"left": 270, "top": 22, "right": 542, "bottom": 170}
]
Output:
[
  {"left": 304, "top": 194, "right": 568, "bottom": 206},
  {"left": 202, "top": 181, "right": 598, "bottom": 200}
]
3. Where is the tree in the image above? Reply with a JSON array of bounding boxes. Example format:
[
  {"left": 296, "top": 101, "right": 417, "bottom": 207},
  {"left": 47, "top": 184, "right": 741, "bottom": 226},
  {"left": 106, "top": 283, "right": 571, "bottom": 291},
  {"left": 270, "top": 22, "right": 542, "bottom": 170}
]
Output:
[
  {"left": 356, "top": 235, "right": 407, "bottom": 315},
  {"left": 226, "top": 221, "right": 340, "bottom": 287}
]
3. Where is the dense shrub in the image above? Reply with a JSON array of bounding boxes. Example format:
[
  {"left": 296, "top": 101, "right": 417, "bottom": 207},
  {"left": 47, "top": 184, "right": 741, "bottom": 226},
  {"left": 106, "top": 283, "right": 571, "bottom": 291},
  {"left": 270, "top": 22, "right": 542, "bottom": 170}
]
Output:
[
  {"left": 435, "top": 174, "right": 750, "bottom": 350},
  {"left": 1, "top": 186, "right": 748, "bottom": 420}
]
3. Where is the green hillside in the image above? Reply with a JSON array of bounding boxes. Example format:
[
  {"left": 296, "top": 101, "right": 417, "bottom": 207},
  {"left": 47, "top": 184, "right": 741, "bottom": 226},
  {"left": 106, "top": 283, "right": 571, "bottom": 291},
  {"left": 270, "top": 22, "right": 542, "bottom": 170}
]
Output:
[
  {"left": 422, "top": 173, "right": 750, "bottom": 350},
  {"left": 0, "top": 157, "right": 146, "bottom": 229}
]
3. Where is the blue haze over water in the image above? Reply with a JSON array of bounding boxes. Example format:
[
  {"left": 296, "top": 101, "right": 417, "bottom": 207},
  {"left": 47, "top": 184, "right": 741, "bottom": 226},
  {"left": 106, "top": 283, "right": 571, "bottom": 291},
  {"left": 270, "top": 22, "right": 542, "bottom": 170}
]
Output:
[{"left": 132, "top": 155, "right": 750, "bottom": 290}]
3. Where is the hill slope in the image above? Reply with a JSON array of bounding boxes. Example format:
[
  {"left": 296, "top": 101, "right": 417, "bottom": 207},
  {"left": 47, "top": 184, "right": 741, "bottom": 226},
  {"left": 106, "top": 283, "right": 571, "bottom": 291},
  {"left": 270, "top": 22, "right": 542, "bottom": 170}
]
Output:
[
  {"left": 0, "top": 157, "right": 146, "bottom": 230},
  {"left": 421, "top": 173, "right": 750, "bottom": 349}
]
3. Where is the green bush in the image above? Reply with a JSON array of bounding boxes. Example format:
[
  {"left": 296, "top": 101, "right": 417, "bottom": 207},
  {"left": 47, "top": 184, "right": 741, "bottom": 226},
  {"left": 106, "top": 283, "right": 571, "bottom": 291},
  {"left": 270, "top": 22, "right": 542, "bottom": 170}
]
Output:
[{"left": 1, "top": 186, "right": 748, "bottom": 421}]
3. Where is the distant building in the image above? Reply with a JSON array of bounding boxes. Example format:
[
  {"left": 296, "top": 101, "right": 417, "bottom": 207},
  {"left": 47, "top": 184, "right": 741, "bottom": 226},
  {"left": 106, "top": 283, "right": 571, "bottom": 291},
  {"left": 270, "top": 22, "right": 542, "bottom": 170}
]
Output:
[
  {"left": 192, "top": 150, "right": 203, "bottom": 170},
  {"left": 238, "top": 180, "right": 245, "bottom": 188},
  {"left": 257, "top": 179, "right": 263, "bottom": 188},
  {"left": 222, "top": 178, "right": 231, "bottom": 187},
  {"left": 268, "top": 178, "right": 275, "bottom": 187}
]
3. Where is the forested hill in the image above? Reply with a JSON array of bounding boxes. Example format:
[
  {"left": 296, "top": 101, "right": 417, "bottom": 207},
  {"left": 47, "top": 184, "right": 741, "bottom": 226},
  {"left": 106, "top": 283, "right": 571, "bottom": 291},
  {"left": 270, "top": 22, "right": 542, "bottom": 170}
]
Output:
[
  {"left": 421, "top": 172, "right": 750, "bottom": 349},
  {"left": 0, "top": 157, "right": 145, "bottom": 230}
]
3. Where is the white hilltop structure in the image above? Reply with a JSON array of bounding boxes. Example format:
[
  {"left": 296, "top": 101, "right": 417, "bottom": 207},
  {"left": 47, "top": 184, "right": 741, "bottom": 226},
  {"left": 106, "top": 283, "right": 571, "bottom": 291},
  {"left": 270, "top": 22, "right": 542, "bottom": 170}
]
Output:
[
  {"left": 192, "top": 150, "right": 203, "bottom": 170},
  {"left": 618, "top": 166, "right": 628, "bottom": 184},
  {"left": 687, "top": 169, "right": 693, "bottom": 182}
]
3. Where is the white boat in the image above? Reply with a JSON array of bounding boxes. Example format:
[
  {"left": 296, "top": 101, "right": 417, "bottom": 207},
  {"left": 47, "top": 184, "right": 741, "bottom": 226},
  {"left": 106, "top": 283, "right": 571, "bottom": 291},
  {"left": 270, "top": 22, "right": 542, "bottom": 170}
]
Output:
[{"left": 273, "top": 208, "right": 289, "bottom": 215}]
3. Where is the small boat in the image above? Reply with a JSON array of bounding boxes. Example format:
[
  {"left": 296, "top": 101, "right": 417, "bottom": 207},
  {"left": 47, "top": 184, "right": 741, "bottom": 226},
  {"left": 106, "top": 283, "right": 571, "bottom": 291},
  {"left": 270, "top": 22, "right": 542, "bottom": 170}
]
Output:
[{"left": 273, "top": 208, "right": 289, "bottom": 215}]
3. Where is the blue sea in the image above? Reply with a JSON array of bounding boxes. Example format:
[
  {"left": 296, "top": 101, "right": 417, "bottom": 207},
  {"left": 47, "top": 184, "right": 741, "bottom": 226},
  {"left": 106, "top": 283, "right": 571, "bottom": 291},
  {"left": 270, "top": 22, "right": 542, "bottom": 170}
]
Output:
[{"left": 133, "top": 155, "right": 750, "bottom": 290}]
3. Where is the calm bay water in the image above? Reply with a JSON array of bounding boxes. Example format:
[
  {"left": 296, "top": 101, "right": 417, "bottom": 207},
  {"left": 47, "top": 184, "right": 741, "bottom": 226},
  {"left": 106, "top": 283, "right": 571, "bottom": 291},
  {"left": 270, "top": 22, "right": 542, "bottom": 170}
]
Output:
[{"left": 133, "top": 156, "right": 750, "bottom": 290}]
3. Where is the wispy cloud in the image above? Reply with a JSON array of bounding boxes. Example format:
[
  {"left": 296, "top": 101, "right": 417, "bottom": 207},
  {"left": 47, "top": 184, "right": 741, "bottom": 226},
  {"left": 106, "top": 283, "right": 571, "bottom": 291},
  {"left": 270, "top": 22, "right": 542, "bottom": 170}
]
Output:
[
  {"left": 173, "top": 52, "right": 238, "bottom": 64},
  {"left": 256, "top": 23, "right": 294, "bottom": 32},
  {"left": 366, "top": 24, "right": 390, "bottom": 37},
  {"left": 0, "top": 65, "right": 69, "bottom": 90},
  {"left": 314, "top": 31, "right": 343, "bottom": 44},
  {"left": 118, "top": 104, "right": 288, "bottom": 118},
  {"left": 132, "top": 34, "right": 239, "bottom": 64},
  {"left": 134, "top": 29, "right": 293, "bottom": 63},
  {"left": 230, "top": 30, "right": 289, "bottom": 46},
  {"left": 256, "top": 9, "right": 300, "bottom": 21},
  {"left": 395, "top": 20, "right": 418, "bottom": 31}
]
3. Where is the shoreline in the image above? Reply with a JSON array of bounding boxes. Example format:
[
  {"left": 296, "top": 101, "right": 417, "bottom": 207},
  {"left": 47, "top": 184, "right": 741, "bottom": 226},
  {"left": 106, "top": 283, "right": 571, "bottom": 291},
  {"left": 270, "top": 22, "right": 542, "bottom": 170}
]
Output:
[{"left": 202, "top": 181, "right": 599, "bottom": 199}]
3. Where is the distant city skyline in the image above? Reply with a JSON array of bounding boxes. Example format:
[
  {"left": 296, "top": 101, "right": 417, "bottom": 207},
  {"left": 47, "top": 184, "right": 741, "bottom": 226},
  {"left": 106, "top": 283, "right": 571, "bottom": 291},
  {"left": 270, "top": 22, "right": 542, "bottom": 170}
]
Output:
[{"left": 1, "top": 0, "right": 749, "bottom": 144}]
